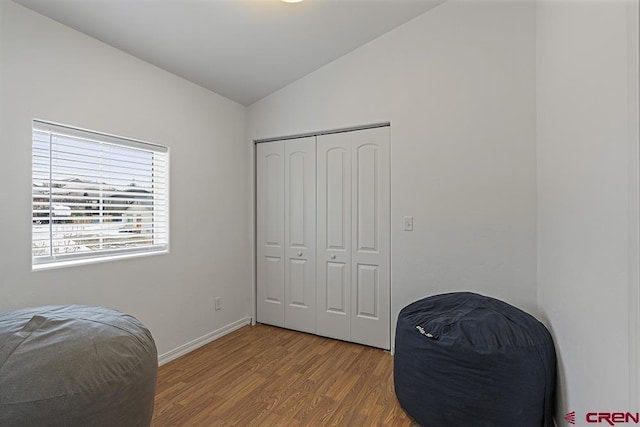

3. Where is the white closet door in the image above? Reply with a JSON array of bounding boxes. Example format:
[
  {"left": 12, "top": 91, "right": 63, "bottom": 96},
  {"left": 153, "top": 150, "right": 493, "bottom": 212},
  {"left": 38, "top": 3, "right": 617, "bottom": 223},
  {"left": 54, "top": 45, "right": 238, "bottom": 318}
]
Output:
[
  {"left": 284, "top": 137, "right": 316, "bottom": 333},
  {"left": 256, "top": 142, "right": 285, "bottom": 327},
  {"left": 350, "top": 127, "right": 390, "bottom": 349},
  {"left": 259, "top": 127, "right": 390, "bottom": 349},
  {"left": 316, "top": 133, "right": 353, "bottom": 341}
]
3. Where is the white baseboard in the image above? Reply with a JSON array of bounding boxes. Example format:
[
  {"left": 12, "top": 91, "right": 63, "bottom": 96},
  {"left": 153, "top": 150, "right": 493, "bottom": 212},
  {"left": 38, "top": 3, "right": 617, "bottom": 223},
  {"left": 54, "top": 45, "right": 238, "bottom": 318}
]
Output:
[{"left": 158, "top": 317, "right": 252, "bottom": 366}]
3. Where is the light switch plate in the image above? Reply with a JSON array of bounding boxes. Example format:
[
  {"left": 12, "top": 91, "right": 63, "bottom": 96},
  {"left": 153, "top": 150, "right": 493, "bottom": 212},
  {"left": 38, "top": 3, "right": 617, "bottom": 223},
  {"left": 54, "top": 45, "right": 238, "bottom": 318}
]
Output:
[{"left": 403, "top": 216, "right": 413, "bottom": 231}]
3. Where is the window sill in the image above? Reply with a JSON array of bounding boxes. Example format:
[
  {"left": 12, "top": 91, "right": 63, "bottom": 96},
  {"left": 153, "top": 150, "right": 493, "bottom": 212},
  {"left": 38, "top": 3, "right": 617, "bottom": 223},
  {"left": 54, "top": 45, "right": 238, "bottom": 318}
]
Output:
[{"left": 32, "top": 249, "right": 169, "bottom": 272}]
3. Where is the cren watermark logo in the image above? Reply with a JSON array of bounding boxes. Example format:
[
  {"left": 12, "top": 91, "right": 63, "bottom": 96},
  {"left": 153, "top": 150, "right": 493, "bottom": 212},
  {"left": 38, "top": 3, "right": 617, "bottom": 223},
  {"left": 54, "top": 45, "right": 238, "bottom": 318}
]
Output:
[{"left": 566, "top": 411, "right": 640, "bottom": 425}]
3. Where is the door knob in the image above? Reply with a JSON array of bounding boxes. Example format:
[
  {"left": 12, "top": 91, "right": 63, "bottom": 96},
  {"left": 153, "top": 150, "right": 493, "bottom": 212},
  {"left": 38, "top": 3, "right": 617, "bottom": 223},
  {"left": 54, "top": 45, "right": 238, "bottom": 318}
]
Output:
[
  {"left": 330, "top": 254, "right": 336, "bottom": 260},
  {"left": 297, "top": 251, "right": 303, "bottom": 257}
]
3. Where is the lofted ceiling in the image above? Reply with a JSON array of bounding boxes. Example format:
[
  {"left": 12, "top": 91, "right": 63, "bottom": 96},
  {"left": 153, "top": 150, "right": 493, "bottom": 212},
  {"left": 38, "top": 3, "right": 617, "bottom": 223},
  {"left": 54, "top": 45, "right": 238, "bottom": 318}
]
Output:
[{"left": 12, "top": 0, "right": 445, "bottom": 106}]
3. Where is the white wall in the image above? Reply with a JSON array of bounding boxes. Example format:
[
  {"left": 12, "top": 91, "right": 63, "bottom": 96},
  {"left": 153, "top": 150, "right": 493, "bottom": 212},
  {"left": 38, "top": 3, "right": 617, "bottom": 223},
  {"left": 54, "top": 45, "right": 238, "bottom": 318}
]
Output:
[
  {"left": 248, "top": 0, "right": 538, "bottom": 347},
  {"left": 537, "top": 0, "right": 639, "bottom": 417},
  {"left": 8, "top": 2, "right": 636, "bottom": 419},
  {"left": 0, "top": 1, "right": 253, "bottom": 357}
]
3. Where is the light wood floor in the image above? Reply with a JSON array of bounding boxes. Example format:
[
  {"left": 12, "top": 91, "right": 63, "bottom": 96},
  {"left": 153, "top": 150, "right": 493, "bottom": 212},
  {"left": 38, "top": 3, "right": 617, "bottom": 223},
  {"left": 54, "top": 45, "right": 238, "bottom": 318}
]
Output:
[{"left": 151, "top": 324, "right": 416, "bottom": 426}]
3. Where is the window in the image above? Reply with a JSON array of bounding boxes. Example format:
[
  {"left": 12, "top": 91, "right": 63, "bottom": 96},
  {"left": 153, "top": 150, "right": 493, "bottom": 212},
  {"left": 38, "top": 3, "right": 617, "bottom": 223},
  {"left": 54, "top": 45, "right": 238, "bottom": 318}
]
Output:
[{"left": 32, "top": 120, "right": 169, "bottom": 267}]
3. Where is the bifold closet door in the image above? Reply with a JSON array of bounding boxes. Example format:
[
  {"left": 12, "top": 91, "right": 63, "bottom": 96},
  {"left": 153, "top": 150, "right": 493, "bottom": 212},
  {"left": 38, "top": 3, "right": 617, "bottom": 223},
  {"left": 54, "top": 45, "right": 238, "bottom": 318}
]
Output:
[
  {"left": 349, "top": 128, "right": 390, "bottom": 349},
  {"left": 283, "top": 137, "right": 316, "bottom": 333},
  {"left": 316, "top": 127, "right": 390, "bottom": 349},
  {"left": 256, "top": 141, "right": 285, "bottom": 327},
  {"left": 257, "top": 137, "right": 316, "bottom": 332},
  {"left": 316, "top": 133, "right": 352, "bottom": 342}
]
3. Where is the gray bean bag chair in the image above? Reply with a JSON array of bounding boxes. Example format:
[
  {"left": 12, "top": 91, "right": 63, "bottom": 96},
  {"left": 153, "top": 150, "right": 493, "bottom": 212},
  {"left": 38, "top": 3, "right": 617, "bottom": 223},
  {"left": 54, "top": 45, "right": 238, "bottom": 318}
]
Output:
[{"left": 0, "top": 305, "right": 157, "bottom": 427}]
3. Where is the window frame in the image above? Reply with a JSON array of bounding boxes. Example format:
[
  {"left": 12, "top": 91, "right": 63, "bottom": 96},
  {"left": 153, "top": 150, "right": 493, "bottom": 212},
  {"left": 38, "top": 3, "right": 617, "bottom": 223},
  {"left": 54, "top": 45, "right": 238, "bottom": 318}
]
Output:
[{"left": 31, "top": 120, "right": 169, "bottom": 269}]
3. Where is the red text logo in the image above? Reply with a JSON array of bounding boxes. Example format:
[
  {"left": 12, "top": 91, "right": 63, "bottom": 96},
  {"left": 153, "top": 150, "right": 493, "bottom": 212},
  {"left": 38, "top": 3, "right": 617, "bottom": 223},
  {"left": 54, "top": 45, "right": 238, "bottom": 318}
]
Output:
[{"left": 585, "top": 412, "right": 640, "bottom": 425}]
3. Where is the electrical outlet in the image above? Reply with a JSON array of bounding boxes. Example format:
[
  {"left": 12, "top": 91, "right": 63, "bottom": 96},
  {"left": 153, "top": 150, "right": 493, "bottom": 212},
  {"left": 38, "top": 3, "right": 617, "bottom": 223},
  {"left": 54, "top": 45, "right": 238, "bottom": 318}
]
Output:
[{"left": 215, "top": 296, "right": 222, "bottom": 311}]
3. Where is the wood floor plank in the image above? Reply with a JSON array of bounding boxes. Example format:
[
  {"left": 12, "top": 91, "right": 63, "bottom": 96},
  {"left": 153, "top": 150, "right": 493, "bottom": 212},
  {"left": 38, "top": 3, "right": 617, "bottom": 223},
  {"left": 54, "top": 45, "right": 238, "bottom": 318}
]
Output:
[{"left": 151, "top": 324, "right": 417, "bottom": 426}]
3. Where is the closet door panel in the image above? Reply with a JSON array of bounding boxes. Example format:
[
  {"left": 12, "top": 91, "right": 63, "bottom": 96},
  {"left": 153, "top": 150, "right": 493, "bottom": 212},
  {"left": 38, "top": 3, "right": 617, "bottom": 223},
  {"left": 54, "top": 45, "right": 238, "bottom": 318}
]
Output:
[
  {"left": 351, "top": 127, "right": 391, "bottom": 349},
  {"left": 256, "top": 142, "right": 285, "bottom": 327},
  {"left": 316, "top": 134, "right": 351, "bottom": 341},
  {"left": 284, "top": 137, "right": 316, "bottom": 333},
  {"left": 326, "top": 261, "right": 348, "bottom": 314},
  {"left": 356, "top": 264, "right": 378, "bottom": 318}
]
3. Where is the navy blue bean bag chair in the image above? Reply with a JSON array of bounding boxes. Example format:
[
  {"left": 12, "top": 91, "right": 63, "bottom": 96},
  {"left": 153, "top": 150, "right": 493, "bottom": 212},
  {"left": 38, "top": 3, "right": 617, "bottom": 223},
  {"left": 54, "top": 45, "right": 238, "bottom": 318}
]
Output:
[{"left": 394, "top": 292, "right": 556, "bottom": 427}]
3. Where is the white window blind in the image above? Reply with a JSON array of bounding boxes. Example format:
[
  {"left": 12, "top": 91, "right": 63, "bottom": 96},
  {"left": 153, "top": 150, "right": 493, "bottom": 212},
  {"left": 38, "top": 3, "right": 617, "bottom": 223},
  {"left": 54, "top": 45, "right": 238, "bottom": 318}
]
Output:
[{"left": 32, "top": 120, "right": 169, "bottom": 267}]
